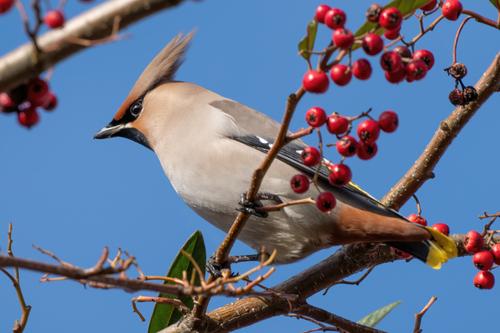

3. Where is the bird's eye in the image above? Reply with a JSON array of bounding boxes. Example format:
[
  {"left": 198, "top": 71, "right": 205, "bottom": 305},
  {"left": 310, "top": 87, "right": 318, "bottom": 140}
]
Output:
[{"left": 129, "top": 100, "right": 143, "bottom": 117}]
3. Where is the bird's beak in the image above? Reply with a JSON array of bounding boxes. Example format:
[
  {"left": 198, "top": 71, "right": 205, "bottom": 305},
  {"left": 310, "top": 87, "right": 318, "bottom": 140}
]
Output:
[{"left": 94, "top": 124, "right": 124, "bottom": 140}]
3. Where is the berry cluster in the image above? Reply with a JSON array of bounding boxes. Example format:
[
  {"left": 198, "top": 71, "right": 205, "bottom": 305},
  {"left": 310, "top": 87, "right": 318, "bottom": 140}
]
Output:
[
  {"left": 290, "top": 107, "right": 399, "bottom": 212},
  {"left": 303, "top": 4, "right": 436, "bottom": 94},
  {"left": 446, "top": 63, "right": 478, "bottom": 106},
  {"left": 0, "top": 0, "right": 93, "bottom": 19},
  {"left": 0, "top": 78, "right": 57, "bottom": 128},
  {"left": 464, "top": 230, "right": 498, "bottom": 290}
]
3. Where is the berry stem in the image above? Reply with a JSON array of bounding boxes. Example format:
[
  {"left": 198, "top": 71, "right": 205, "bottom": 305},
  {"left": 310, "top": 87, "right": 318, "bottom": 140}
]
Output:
[
  {"left": 412, "top": 194, "right": 423, "bottom": 216},
  {"left": 462, "top": 9, "right": 499, "bottom": 29},
  {"left": 15, "top": 0, "right": 44, "bottom": 56},
  {"left": 452, "top": 16, "right": 473, "bottom": 64},
  {"left": 256, "top": 198, "right": 316, "bottom": 213},
  {"left": 285, "top": 126, "right": 314, "bottom": 143},
  {"left": 385, "top": 15, "right": 445, "bottom": 50}
]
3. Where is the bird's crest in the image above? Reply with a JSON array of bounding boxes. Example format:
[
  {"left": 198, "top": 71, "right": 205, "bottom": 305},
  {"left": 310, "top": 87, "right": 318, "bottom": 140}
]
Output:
[{"left": 113, "top": 32, "right": 194, "bottom": 122}]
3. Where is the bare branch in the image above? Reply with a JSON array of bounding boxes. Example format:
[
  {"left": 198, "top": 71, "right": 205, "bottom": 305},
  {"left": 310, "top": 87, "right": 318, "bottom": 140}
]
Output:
[
  {"left": 0, "top": 0, "right": 187, "bottom": 91},
  {"left": 413, "top": 296, "right": 438, "bottom": 333}
]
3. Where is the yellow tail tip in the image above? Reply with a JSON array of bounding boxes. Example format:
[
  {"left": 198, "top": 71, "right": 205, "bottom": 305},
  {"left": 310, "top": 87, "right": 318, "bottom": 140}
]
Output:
[{"left": 425, "top": 227, "right": 458, "bottom": 270}]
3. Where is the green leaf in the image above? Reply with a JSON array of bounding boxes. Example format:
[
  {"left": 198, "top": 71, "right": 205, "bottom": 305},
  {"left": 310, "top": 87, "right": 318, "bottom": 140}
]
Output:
[
  {"left": 489, "top": 0, "right": 500, "bottom": 9},
  {"left": 355, "top": 0, "right": 431, "bottom": 37},
  {"left": 357, "top": 301, "right": 401, "bottom": 328},
  {"left": 298, "top": 20, "right": 318, "bottom": 60},
  {"left": 148, "top": 231, "right": 206, "bottom": 333}
]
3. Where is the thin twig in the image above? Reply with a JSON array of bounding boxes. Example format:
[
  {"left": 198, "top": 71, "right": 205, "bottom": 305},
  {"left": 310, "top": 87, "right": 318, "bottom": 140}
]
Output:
[
  {"left": 132, "top": 296, "right": 190, "bottom": 322},
  {"left": 323, "top": 266, "right": 375, "bottom": 295},
  {"left": 452, "top": 16, "right": 474, "bottom": 64},
  {"left": 413, "top": 296, "right": 437, "bottom": 333}
]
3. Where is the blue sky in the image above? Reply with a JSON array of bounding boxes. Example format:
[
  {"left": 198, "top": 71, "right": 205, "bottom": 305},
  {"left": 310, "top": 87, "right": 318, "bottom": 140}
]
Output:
[{"left": 1, "top": 1, "right": 498, "bottom": 332}]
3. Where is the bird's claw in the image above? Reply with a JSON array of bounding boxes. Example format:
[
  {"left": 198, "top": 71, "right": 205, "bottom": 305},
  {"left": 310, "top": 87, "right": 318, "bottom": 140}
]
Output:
[{"left": 237, "top": 193, "right": 269, "bottom": 218}]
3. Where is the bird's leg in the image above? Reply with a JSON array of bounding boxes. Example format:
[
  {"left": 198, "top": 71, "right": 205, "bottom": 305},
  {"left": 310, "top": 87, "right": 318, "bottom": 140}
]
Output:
[
  {"left": 237, "top": 192, "right": 283, "bottom": 218},
  {"left": 206, "top": 253, "right": 263, "bottom": 278}
]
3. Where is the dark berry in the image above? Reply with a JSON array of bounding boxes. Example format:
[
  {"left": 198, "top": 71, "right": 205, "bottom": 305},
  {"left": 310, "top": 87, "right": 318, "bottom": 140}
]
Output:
[
  {"left": 448, "top": 89, "right": 465, "bottom": 106},
  {"left": 43, "top": 92, "right": 58, "bottom": 111},
  {"left": 290, "top": 174, "right": 310, "bottom": 194},
  {"left": 463, "top": 86, "right": 478, "bottom": 104},
  {"left": 378, "top": 110, "right": 398, "bottom": 133},
  {"left": 328, "top": 163, "right": 352, "bottom": 186},
  {"left": 380, "top": 51, "right": 403, "bottom": 73},
  {"left": 326, "top": 114, "right": 349, "bottom": 134},
  {"left": 473, "top": 251, "right": 494, "bottom": 271},
  {"left": 305, "top": 107, "right": 327, "bottom": 127},
  {"left": 336, "top": 135, "right": 358, "bottom": 157},
  {"left": 302, "top": 70, "right": 329, "bottom": 93},
  {"left": 407, "top": 214, "right": 427, "bottom": 226},
  {"left": 357, "top": 119, "right": 380, "bottom": 143},
  {"left": 301, "top": 146, "right": 321, "bottom": 166},
  {"left": 315, "top": 4, "right": 331, "bottom": 24},
  {"left": 366, "top": 3, "right": 382, "bottom": 23},
  {"left": 332, "top": 28, "right": 354, "bottom": 49},
  {"left": 362, "top": 33, "right": 384, "bottom": 56},
  {"left": 384, "top": 27, "right": 400, "bottom": 40},
  {"left": 393, "top": 45, "right": 412, "bottom": 59},
  {"left": 379, "top": 7, "right": 402, "bottom": 30},
  {"left": 473, "top": 271, "right": 495, "bottom": 290},
  {"left": 385, "top": 66, "right": 406, "bottom": 84},
  {"left": 357, "top": 141, "right": 378, "bottom": 160},
  {"left": 324, "top": 8, "right": 346, "bottom": 29},
  {"left": 27, "top": 77, "right": 51, "bottom": 107},
  {"left": 316, "top": 192, "right": 336, "bottom": 212},
  {"left": 18, "top": 106, "right": 40, "bottom": 128},
  {"left": 442, "top": 0, "right": 462, "bottom": 21},
  {"left": 0, "top": 0, "right": 14, "bottom": 13},
  {"left": 413, "top": 49, "right": 435, "bottom": 70},
  {"left": 464, "top": 230, "right": 484, "bottom": 253},
  {"left": 352, "top": 59, "right": 372, "bottom": 80},
  {"left": 330, "top": 64, "right": 352, "bottom": 86},
  {"left": 447, "top": 62, "right": 467, "bottom": 79}
]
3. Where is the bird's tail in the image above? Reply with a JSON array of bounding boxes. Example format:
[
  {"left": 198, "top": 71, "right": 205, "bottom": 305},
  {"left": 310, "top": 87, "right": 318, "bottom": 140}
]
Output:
[{"left": 388, "top": 227, "right": 457, "bottom": 269}]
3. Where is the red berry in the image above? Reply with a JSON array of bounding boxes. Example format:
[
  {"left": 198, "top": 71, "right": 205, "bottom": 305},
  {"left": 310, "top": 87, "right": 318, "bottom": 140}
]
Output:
[
  {"left": 380, "top": 51, "right": 403, "bottom": 73},
  {"left": 27, "top": 78, "right": 51, "bottom": 107},
  {"left": 379, "top": 7, "right": 402, "bottom": 30},
  {"left": 384, "top": 66, "right": 406, "bottom": 84},
  {"left": 328, "top": 163, "right": 352, "bottom": 186},
  {"left": 431, "top": 223, "right": 450, "bottom": 236},
  {"left": 326, "top": 114, "right": 349, "bottom": 135},
  {"left": 305, "top": 107, "right": 327, "bottom": 128},
  {"left": 357, "top": 119, "right": 380, "bottom": 143},
  {"left": 473, "top": 271, "right": 495, "bottom": 290},
  {"left": 330, "top": 64, "right": 352, "bottom": 86},
  {"left": 43, "top": 92, "right": 58, "bottom": 111},
  {"left": 290, "top": 174, "right": 310, "bottom": 194},
  {"left": 336, "top": 135, "right": 358, "bottom": 157},
  {"left": 332, "top": 28, "right": 354, "bottom": 49},
  {"left": 464, "top": 230, "right": 484, "bottom": 253},
  {"left": 324, "top": 8, "right": 346, "bottom": 29},
  {"left": 0, "top": 0, "right": 14, "bottom": 14},
  {"left": 442, "top": 0, "right": 462, "bottom": 21},
  {"left": 393, "top": 45, "right": 412, "bottom": 59},
  {"left": 44, "top": 10, "right": 65, "bottom": 29},
  {"left": 17, "top": 106, "right": 40, "bottom": 128},
  {"left": 406, "top": 60, "right": 428, "bottom": 81},
  {"left": 315, "top": 4, "right": 331, "bottom": 24},
  {"left": 0, "top": 92, "right": 15, "bottom": 109},
  {"left": 473, "top": 251, "right": 494, "bottom": 271},
  {"left": 378, "top": 110, "right": 398, "bottom": 133},
  {"left": 384, "top": 27, "right": 400, "bottom": 40},
  {"left": 302, "top": 70, "right": 329, "bottom": 93},
  {"left": 362, "top": 33, "right": 384, "bottom": 56},
  {"left": 357, "top": 141, "right": 378, "bottom": 160},
  {"left": 352, "top": 59, "right": 372, "bottom": 80},
  {"left": 420, "top": 0, "right": 437, "bottom": 11},
  {"left": 407, "top": 214, "right": 427, "bottom": 226},
  {"left": 413, "top": 49, "right": 435, "bottom": 70},
  {"left": 491, "top": 244, "right": 500, "bottom": 265},
  {"left": 316, "top": 192, "right": 336, "bottom": 212},
  {"left": 301, "top": 146, "right": 321, "bottom": 166}
]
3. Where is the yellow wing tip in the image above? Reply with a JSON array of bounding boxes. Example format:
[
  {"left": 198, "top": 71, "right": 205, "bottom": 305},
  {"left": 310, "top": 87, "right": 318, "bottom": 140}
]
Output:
[{"left": 424, "top": 227, "right": 458, "bottom": 269}]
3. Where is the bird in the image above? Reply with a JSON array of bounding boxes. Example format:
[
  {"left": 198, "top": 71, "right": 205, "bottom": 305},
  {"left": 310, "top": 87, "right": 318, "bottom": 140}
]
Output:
[{"left": 94, "top": 33, "right": 457, "bottom": 270}]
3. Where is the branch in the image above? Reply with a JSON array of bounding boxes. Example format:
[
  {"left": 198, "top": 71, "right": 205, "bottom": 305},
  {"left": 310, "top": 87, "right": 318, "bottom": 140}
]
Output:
[
  {"left": 0, "top": 0, "right": 186, "bottom": 91},
  {"left": 381, "top": 52, "right": 500, "bottom": 210},
  {"left": 413, "top": 296, "right": 437, "bottom": 333}
]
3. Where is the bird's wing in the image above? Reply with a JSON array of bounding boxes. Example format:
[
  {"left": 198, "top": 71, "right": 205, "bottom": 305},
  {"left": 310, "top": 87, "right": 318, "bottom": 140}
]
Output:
[{"left": 231, "top": 134, "right": 404, "bottom": 219}]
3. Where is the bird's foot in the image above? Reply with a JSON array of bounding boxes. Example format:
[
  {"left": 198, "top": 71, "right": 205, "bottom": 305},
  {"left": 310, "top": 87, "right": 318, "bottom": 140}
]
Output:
[
  {"left": 237, "top": 192, "right": 282, "bottom": 218},
  {"left": 206, "top": 254, "right": 261, "bottom": 278}
]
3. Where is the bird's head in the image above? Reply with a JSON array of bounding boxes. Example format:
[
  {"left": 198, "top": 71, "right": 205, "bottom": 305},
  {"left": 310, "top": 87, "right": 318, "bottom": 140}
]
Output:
[{"left": 94, "top": 33, "right": 193, "bottom": 150}]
